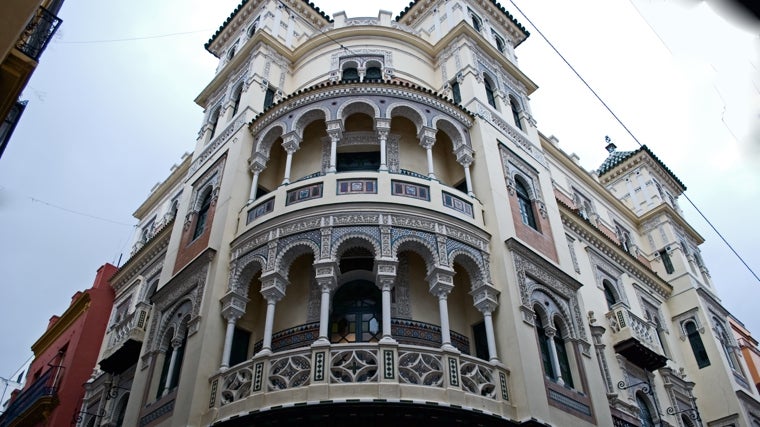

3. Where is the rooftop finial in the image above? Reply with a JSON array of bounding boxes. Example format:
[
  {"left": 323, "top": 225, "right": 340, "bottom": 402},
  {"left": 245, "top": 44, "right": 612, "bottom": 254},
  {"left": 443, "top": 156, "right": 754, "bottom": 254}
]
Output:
[{"left": 604, "top": 136, "right": 616, "bottom": 153}]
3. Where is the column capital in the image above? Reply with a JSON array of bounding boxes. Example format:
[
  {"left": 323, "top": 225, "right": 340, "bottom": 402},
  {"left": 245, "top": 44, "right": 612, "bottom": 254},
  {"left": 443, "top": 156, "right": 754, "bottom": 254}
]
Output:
[
  {"left": 470, "top": 283, "right": 499, "bottom": 314},
  {"left": 544, "top": 326, "right": 557, "bottom": 338},
  {"left": 281, "top": 131, "right": 301, "bottom": 153},
  {"left": 374, "top": 118, "right": 391, "bottom": 132},
  {"left": 248, "top": 153, "right": 267, "bottom": 173},
  {"left": 375, "top": 258, "right": 398, "bottom": 291},
  {"left": 417, "top": 126, "right": 437, "bottom": 149},
  {"left": 171, "top": 337, "right": 184, "bottom": 349},
  {"left": 455, "top": 145, "right": 474, "bottom": 166},
  {"left": 426, "top": 265, "right": 455, "bottom": 297},
  {"left": 220, "top": 291, "right": 248, "bottom": 321},
  {"left": 260, "top": 271, "right": 288, "bottom": 303},
  {"left": 313, "top": 260, "right": 338, "bottom": 292},
  {"left": 325, "top": 119, "right": 344, "bottom": 137}
]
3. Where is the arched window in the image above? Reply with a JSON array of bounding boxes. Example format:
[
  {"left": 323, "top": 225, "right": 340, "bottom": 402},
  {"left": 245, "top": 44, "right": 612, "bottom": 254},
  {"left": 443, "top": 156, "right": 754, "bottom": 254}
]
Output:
[
  {"left": 636, "top": 392, "right": 656, "bottom": 427},
  {"left": 231, "top": 83, "right": 243, "bottom": 117},
  {"left": 534, "top": 309, "right": 555, "bottom": 380},
  {"left": 341, "top": 67, "right": 359, "bottom": 82},
  {"left": 169, "top": 199, "right": 179, "bottom": 221},
  {"left": 247, "top": 19, "right": 258, "bottom": 37},
  {"left": 365, "top": 66, "right": 382, "bottom": 81},
  {"left": 208, "top": 107, "right": 221, "bottom": 138},
  {"left": 714, "top": 319, "right": 739, "bottom": 371},
  {"left": 193, "top": 190, "right": 212, "bottom": 240},
  {"left": 603, "top": 280, "right": 618, "bottom": 310},
  {"left": 553, "top": 319, "right": 575, "bottom": 388},
  {"left": 114, "top": 393, "right": 129, "bottom": 427},
  {"left": 509, "top": 95, "right": 523, "bottom": 130},
  {"left": 484, "top": 76, "right": 497, "bottom": 108},
  {"left": 686, "top": 321, "right": 710, "bottom": 368},
  {"left": 226, "top": 45, "right": 236, "bottom": 60},
  {"left": 331, "top": 280, "right": 381, "bottom": 343},
  {"left": 515, "top": 178, "right": 537, "bottom": 229},
  {"left": 451, "top": 81, "right": 461, "bottom": 104},
  {"left": 492, "top": 31, "right": 505, "bottom": 53},
  {"left": 469, "top": 10, "right": 482, "bottom": 32},
  {"left": 263, "top": 87, "right": 275, "bottom": 110}
]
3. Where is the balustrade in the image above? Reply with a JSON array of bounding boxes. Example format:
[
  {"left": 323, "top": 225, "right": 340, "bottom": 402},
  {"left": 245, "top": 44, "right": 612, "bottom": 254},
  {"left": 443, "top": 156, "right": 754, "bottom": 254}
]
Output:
[{"left": 605, "top": 304, "right": 667, "bottom": 371}]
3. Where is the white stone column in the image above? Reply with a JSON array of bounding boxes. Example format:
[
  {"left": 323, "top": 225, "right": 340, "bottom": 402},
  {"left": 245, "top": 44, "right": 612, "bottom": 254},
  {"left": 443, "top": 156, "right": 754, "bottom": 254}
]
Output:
[
  {"left": 471, "top": 283, "right": 500, "bottom": 362},
  {"left": 313, "top": 261, "right": 337, "bottom": 345},
  {"left": 257, "top": 273, "right": 287, "bottom": 356},
  {"left": 375, "top": 258, "right": 398, "bottom": 343},
  {"left": 162, "top": 338, "right": 182, "bottom": 396},
  {"left": 247, "top": 157, "right": 266, "bottom": 201},
  {"left": 427, "top": 266, "right": 456, "bottom": 351},
  {"left": 326, "top": 120, "right": 343, "bottom": 173},
  {"left": 418, "top": 127, "right": 437, "bottom": 180},
  {"left": 219, "top": 291, "right": 247, "bottom": 369},
  {"left": 456, "top": 144, "right": 475, "bottom": 197},
  {"left": 281, "top": 132, "right": 301, "bottom": 185},
  {"left": 545, "top": 327, "right": 565, "bottom": 386},
  {"left": 375, "top": 118, "right": 391, "bottom": 172}
]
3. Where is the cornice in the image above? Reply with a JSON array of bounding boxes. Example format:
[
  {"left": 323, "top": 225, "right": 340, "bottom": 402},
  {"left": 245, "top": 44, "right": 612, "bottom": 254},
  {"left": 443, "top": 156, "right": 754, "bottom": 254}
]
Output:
[
  {"left": 637, "top": 204, "right": 704, "bottom": 245},
  {"left": 133, "top": 156, "right": 191, "bottom": 219},
  {"left": 31, "top": 292, "right": 91, "bottom": 356},
  {"left": 558, "top": 200, "right": 672, "bottom": 299},
  {"left": 109, "top": 219, "right": 174, "bottom": 291}
]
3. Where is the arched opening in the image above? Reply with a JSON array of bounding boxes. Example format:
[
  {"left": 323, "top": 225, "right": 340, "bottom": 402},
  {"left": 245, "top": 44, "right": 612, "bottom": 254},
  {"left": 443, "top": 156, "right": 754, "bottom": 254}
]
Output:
[
  {"left": 114, "top": 393, "right": 129, "bottom": 427},
  {"left": 602, "top": 280, "right": 618, "bottom": 310},
  {"left": 193, "top": 189, "right": 212, "bottom": 240},
  {"left": 685, "top": 321, "right": 710, "bottom": 368},
  {"left": 341, "top": 62, "right": 360, "bottom": 82},
  {"left": 636, "top": 392, "right": 656, "bottom": 427},
  {"left": 365, "top": 66, "right": 382, "bottom": 81},
  {"left": 231, "top": 83, "right": 243, "bottom": 117},
  {"left": 534, "top": 307, "right": 555, "bottom": 380},
  {"left": 515, "top": 176, "right": 537, "bottom": 230},
  {"left": 553, "top": 317, "right": 575, "bottom": 389},
  {"left": 208, "top": 107, "right": 221, "bottom": 139},
  {"left": 337, "top": 113, "right": 379, "bottom": 172},
  {"left": 330, "top": 280, "right": 381, "bottom": 343},
  {"left": 509, "top": 95, "right": 523, "bottom": 130},
  {"left": 484, "top": 76, "right": 497, "bottom": 109}
]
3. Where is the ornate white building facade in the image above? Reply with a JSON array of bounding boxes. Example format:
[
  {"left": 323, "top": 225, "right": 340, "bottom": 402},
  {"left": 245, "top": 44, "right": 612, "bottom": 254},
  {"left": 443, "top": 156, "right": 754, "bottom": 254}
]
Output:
[{"left": 78, "top": 1, "right": 760, "bottom": 426}]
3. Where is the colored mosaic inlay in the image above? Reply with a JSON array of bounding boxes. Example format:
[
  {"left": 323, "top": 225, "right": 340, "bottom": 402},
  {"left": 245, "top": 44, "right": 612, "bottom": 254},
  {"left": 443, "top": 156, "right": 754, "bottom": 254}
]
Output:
[
  {"left": 209, "top": 378, "right": 218, "bottom": 408},
  {"left": 286, "top": 183, "right": 323, "bottom": 205},
  {"left": 337, "top": 178, "right": 377, "bottom": 195},
  {"left": 254, "top": 322, "right": 319, "bottom": 353},
  {"left": 442, "top": 191, "right": 474, "bottom": 217},
  {"left": 391, "top": 319, "right": 470, "bottom": 355},
  {"left": 253, "top": 362, "right": 264, "bottom": 392},
  {"left": 246, "top": 197, "right": 274, "bottom": 224},
  {"left": 384, "top": 350, "right": 395, "bottom": 379},
  {"left": 391, "top": 180, "right": 429, "bottom": 201},
  {"left": 499, "top": 372, "right": 509, "bottom": 400},
  {"left": 314, "top": 351, "right": 325, "bottom": 381},
  {"left": 448, "top": 357, "right": 459, "bottom": 387}
]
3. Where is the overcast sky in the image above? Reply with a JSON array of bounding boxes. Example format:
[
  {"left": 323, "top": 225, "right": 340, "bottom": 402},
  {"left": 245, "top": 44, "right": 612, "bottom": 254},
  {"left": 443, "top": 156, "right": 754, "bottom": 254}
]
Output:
[{"left": 0, "top": 0, "right": 757, "bottom": 391}]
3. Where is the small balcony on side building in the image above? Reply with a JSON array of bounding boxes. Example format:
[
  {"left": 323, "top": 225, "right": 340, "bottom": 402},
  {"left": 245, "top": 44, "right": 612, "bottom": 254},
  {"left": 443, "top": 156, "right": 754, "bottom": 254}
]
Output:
[
  {"left": 605, "top": 303, "right": 667, "bottom": 371},
  {"left": 0, "top": 366, "right": 61, "bottom": 427},
  {"left": 99, "top": 304, "right": 151, "bottom": 375}
]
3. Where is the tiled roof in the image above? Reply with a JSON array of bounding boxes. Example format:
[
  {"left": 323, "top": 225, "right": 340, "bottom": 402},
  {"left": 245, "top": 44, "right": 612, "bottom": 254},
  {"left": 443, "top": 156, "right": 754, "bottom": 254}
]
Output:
[
  {"left": 597, "top": 145, "right": 686, "bottom": 191},
  {"left": 205, "top": 0, "right": 332, "bottom": 52},
  {"left": 395, "top": 0, "right": 529, "bottom": 38}
]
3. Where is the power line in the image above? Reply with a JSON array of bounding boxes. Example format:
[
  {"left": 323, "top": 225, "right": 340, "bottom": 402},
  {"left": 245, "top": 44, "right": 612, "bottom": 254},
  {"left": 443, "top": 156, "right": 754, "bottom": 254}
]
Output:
[
  {"left": 58, "top": 29, "right": 213, "bottom": 45},
  {"left": 507, "top": 0, "right": 760, "bottom": 283},
  {"left": 27, "top": 196, "right": 134, "bottom": 227}
]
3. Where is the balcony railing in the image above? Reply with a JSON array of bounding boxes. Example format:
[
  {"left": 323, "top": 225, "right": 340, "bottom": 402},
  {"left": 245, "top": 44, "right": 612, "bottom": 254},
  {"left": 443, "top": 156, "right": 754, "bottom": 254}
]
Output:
[
  {"left": 0, "top": 367, "right": 60, "bottom": 427},
  {"left": 209, "top": 343, "right": 510, "bottom": 422},
  {"left": 606, "top": 304, "right": 667, "bottom": 371},
  {"left": 15, "top": 6, "right": 62, "bottom": 61}
]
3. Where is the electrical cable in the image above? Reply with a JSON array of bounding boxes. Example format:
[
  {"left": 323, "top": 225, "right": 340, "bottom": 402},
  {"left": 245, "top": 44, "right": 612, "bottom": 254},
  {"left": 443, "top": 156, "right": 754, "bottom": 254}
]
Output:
[
  {"left": 58, "top": 29, "right": 214, "bottom": 45},
  {"left": 507, "top": 0, "right": 760, "bottom": 283}
]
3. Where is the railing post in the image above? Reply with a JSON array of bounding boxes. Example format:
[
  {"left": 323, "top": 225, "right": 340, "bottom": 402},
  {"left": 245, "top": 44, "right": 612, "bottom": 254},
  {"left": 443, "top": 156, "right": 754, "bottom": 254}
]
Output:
[{"left": 378, "top": 341, "right": 399, "bottom": 398}]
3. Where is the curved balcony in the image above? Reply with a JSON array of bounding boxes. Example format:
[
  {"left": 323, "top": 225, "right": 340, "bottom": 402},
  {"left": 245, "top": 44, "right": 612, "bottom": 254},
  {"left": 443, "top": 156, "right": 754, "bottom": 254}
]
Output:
[
  {"left": 239, "top": 170, "right": 484, "bottom": 237},
  {"left": 606, "top": 304, "right": 667, "bottom": 371},
  {"left": 206, "top": 342, "right": 511, "bottom": 425},
  {"left": 100, "top": 306, "right": 151, "bottom": 374}
]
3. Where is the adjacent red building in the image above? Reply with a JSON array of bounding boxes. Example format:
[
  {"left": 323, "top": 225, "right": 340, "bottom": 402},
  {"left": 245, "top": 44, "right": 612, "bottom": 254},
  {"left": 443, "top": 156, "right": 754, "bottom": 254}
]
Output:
[{"left": 0, "top": 263, "right": 116, "bottom": 427}]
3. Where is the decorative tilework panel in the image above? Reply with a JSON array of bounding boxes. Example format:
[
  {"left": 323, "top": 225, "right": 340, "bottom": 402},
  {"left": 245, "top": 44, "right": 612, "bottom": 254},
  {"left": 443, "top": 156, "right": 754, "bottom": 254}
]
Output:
[
  {"left": 247, "top": 197, "right": 275, "bottom": 224},
  {"left": 442, "top": 191, "right": 474, "bottom": 217},
  {"left": 337, "top": 179, "right": 377, "bottom": 195},
  {"left": 391, "top": 180, "right": 430, "bottom": 201},
  {"left": 286, "top": 183, "right": 323, "bottom": 205}
]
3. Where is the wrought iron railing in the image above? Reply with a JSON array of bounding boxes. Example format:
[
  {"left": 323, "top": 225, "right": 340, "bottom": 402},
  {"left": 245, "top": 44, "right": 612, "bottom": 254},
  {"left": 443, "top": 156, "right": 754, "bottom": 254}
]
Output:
[
  {"left": 0, "top": 367, "right": 59, "bottom": 426},
  {"left": 15, "top": 6, "right": 62, "bottom": 61}
]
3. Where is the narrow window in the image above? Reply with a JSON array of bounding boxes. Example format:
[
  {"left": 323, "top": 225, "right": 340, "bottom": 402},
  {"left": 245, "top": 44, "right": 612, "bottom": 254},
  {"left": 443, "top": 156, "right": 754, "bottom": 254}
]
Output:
[
  {"left": 660, "top": 249, "right": 674, "bottom": 274},
  {"left": 492, "top": 31, "right": 505, "bottom": 53},
  {"left": 469, "top": 10, "right": 482, "bottom": 32},
  {"left": 554, "top": 330, "right": 574, "bottom": 388},
  {"left": 473, "top": 321, "right": 488, "bottom": 360},
  {"left": 715, "top": 320, "right": 739, "bottom": 371},
  {"left": 451, "top": 81, "right": 461, "bottom": 104},
  {"left": 247, "top": 20, "right": 258, "bottom": 37},
  {"left": 229, "top": 327, "right": 251, "bottom": 367},
  {"left": 603, "top": 280, "right": 618, "bottom": 310},
  {"left": 169, "top": 330, "right": 187, "bottom": 390},
  {"left": 208, "top": 107, "right": 221, "bottom": 138},
  {"left": 686, "top": 321, "right": 710, "bottom": 368},
  {"left": 515, "top": 178, "right": 537, "bottom": 229},
  {"left": 636, "top": 393, "right": 656, "bottom": 427},
  {"left": 193, "top": 191, "right": 212, "bottom": 240},
  {"left": 614, "top": 222, "right": 633, "bottom": 253},
  {"left": 226, "top": 45, "right": 236, "bottom": 60},
  {"left": 484, "top": 77, "right": 496, "bottom": 108},
  {"left": 231, "top": 83, "right": 243, "bottom": 117},
  {"left": 263, "top": 87, "right": 275, "bottom": 110},
  {"left": 114, "top": 394, "right": 129, "bottom": 427},
  {"left": 535, "top": 312, "right": 555, "bottom": 380},
  {"left": 509, "top": 95, "right": 523, "bottom": 130}
]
